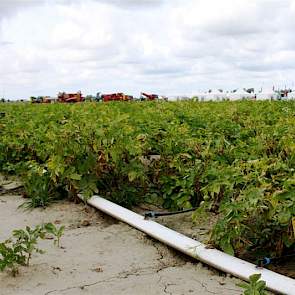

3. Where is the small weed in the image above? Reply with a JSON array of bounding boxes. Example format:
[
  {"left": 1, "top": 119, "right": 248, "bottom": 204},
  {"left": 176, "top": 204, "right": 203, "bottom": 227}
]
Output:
[
  {"left": 0, "top": 239, "right": 25, "bottom": 276},
  {"left": 238, "top": 273, "right": 267, "bottom": 295},
  {"left": 44, "top": 223, "right": 65, "bottom": 248},
  {"left": 12, "top": 225, "right": 47, "bottom": 266},
  {"left": 0, "top": 223, "right": 64, "bottom": 276}
]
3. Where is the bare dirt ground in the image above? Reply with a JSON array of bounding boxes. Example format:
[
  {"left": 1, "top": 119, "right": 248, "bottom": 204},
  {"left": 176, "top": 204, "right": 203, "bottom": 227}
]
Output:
[{"left": 0, "top": 184, "right": 244, "bottom": 294}]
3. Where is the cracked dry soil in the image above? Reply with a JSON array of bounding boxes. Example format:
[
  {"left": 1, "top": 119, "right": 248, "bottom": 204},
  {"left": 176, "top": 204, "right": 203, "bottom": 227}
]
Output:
[{"left": 0, "top": 193, "right": 243, "bottom": 295}]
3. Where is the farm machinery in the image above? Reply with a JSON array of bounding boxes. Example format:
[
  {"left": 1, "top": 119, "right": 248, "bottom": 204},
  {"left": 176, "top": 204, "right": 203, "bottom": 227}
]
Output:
[
  {"left": 140, "top": 92, "right": 159, "bottom": 101},
  {"left": 96, "top": 92, "right": 133, "bottom": 102},
  {"left": 57, "top": 91, "right": 84, "bottom": 103},
  {"left": 31, "top": 96, "right": 53, "bottom": 103},
  {"left": 30, "top": 91, "right": 167, "bottom": 103}
]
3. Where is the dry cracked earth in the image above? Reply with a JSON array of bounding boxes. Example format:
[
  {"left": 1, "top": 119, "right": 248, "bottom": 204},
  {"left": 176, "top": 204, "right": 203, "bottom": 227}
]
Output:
[{"left": 0, "top": 178, "right": 243, "bottom": 295}]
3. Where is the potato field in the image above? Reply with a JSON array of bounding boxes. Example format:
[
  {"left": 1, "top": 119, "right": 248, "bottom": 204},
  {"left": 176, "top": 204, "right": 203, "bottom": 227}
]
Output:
[{"left": 0, "top": 100, "right": 294, "bottom": 265}]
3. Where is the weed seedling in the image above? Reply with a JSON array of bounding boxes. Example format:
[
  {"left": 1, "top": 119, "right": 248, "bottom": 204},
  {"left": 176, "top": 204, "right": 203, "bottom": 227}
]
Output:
[
  {"left": 238, "top": 273, "right": 267, "bottom": 295},
  {"left": 44, "top": 223, "right": 65, "bottom": 248},
  {"left": 0, "top": 239, "right": 26, "bottom": 276},
  {"left": 13, "top": 225, "right": 46, "bottom": 266},
  {"left": 0, "top": 223, "right": 65, "bottom": 276}
]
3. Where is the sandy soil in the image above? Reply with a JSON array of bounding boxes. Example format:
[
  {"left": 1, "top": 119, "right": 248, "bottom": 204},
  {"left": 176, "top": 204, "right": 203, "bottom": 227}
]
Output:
[{"left": 0, "top": 186, "right": 246, "bottom": 295}]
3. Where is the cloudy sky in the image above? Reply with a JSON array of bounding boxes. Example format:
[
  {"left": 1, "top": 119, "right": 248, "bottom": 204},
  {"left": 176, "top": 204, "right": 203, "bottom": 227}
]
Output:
[{"left": 1, "top": 0, "right": 295, "bottom": 99}]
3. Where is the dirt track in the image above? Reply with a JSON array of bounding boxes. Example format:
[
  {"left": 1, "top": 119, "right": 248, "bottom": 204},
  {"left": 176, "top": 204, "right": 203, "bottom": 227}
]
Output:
[{"left": 0, "top": 191, "right": 243, "bottom": 295}]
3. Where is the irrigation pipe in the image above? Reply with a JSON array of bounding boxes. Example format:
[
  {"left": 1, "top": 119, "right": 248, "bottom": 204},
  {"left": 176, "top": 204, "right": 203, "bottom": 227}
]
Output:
[{"left": 79, "top": 195, "right": 295, "bottom": 295}]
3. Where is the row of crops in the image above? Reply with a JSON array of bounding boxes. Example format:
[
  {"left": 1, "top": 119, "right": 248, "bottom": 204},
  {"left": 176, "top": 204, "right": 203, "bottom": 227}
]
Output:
[{"left": 0, "top": 101, "right": 294, "bottom": 261}]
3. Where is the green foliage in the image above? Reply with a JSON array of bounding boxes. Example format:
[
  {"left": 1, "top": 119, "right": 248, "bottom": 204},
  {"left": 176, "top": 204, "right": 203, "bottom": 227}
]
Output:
[
  {"left": 0, "top": 101, "right": 294, "bottom": 259},
  {"left": 0, "top": 223, "right": 64, "bottom": 275},
  {"left": 238, "top": 274, "right": 267, "bottom": 295},
  {"left": 0, "top": 239, "right": 26, "bottom": 276},
  {"left": 12, "top": 225, "right": 46, "bottom": 266},
  {"left": 44, "top": 223, "right": 65, "bottom": 247}
]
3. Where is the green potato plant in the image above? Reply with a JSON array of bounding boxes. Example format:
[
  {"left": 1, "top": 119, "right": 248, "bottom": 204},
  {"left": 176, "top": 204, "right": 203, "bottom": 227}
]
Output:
[{"left": 0, "top": 100, "right": 294, "bottom": 261}]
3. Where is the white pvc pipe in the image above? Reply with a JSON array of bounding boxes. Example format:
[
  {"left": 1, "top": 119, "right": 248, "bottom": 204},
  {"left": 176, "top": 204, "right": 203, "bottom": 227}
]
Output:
[{"left": 80, "top": 195, "right": 295, "bottom": 295}]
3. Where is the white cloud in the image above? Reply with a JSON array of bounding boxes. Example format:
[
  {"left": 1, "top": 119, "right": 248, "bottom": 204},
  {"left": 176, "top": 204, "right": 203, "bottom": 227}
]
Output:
[{"left": 1, "top": 0, "right": 295, "bottom": 98}]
